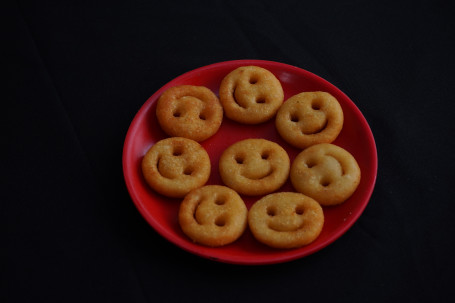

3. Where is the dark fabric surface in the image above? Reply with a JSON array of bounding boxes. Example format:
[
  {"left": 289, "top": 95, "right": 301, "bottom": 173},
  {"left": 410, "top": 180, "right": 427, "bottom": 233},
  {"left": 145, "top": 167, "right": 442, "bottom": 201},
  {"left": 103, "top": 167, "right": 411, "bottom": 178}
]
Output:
[{"left": 4, "top": 0, "right": 454, "bottom": 302}]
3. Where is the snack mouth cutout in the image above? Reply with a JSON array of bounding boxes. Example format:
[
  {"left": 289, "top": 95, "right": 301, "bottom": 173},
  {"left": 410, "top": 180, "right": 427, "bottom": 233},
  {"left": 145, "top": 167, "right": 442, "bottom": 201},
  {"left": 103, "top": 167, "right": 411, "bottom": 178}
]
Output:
[
  {"left": 156, "top": 154, "right": 195, "bottom": 179},
  {"left": 264, "top": 199, "right": 314, "bottom": 234},
  {"left": 242, "top": 167, "right": 274, "bottom": 180},
  {"left": 233, "top": 151, "right": 274, "bottom": 180},
  {"left": 219, "top": 139, "right": 290, "bottom": 196},
  {"left": 191, "top": 191, "right": 233, "bottom": 227},
  {"left": 231, "top": 79, "right": 269, "bottom": 108},
  {"left": 267, "top": 213, "right": 306, "bottom": 233}
]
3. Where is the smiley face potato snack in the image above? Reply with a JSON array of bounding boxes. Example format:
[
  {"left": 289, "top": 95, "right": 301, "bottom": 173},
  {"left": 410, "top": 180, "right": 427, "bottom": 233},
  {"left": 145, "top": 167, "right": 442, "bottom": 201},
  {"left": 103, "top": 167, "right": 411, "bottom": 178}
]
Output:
[
  {"left": 141, "top": 137, "right": 211, "bottom": 198},
  {"left": 275, "top": 91, "right": 344, "bottom": 149},
  {"left": 219, "top": 139, "right": 290, "bottom": 196},
  {"left": 179, "top": 185, "right": 248, "bottom": 247},
  {"left": 156, "top": 85, "right": 223, "bottom": 142},
  {"left": 290, "top": 143, "right": 361, "bottom": 206},
  {"left": 219, "top": 66, "right": 284, "bottom": 124},
  {"left": 248, "top": 192, "right": 324, "bottom": 249}
]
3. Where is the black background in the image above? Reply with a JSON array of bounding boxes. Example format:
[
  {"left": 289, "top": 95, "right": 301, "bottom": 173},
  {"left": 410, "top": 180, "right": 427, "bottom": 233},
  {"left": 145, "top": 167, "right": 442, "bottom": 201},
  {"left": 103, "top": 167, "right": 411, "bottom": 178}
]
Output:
[{"left": 4, "top": 0, "right": 455, "bottom": 302}]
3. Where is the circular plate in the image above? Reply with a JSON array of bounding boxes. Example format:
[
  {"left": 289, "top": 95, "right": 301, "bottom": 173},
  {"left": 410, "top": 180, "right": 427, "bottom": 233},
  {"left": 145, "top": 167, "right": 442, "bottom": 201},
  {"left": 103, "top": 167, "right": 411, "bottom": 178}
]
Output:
[{"left": 122, "top": 59, "right": 377, "bottom": 265}]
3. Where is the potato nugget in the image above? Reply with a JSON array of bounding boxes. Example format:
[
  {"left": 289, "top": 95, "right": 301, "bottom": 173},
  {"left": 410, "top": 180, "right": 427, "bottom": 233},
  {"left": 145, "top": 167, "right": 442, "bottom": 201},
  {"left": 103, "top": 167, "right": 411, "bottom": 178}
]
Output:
[
  {"left": 219, "top": 66, "right": 284, "bottom": 124},
  {"left": 179, "top": 185, "right": 248, "bottom": 247},
  {"left": 248, "top": 192, "right": 324, "bottom": 249}
]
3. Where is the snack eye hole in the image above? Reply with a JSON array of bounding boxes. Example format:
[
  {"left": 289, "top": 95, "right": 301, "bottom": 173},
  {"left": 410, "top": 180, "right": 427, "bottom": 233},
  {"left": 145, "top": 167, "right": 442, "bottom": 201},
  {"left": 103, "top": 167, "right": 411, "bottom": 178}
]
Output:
[
  {"left": 235, "top": 155, "right": 244, "bottom": 164},
  {"left": 320, "top": 179, "right": 331, "bottom": 187},
  {"left": 266, "top": 206, "right": 276, "bottom": 216},
  {"left": 305, "top": 160, "right": 316, "bottom": 168},
  {"left": 173, "top": 147, "right": 183, "bottom": 156},
  {"left": 215, "top": 216, "right": 226, "bottom": 227},
  {"left": 183, "top": 167, "right": 193, "bottom": 175},
  {"left": 215, "top": 196, "right": 225, "bottom": 205},
  {"left": 173, "top": 111, "right": 181, "bottom": 117},
  {"left": 295, "top": 206, "right": 304, "bottom": 215},
  {"left": 311, "top": 100, "right": 322, "bottom": 110},
  {"left": 256, "top": 97, "right": 266, "bottom": 104}
]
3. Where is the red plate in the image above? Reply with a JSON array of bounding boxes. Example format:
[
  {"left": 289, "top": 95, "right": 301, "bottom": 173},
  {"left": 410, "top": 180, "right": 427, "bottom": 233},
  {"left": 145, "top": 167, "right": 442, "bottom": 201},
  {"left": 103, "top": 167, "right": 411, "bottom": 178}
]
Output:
[{"left": 122, "top": 60, "right": 377, "bottom": 265}]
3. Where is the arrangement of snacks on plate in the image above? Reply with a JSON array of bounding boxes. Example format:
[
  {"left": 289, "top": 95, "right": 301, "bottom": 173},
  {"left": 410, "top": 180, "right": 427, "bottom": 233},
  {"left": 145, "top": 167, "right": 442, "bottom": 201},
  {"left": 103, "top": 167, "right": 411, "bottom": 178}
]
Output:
[{"left": 140, "top": 65, "right": 361, "bottom": 249}]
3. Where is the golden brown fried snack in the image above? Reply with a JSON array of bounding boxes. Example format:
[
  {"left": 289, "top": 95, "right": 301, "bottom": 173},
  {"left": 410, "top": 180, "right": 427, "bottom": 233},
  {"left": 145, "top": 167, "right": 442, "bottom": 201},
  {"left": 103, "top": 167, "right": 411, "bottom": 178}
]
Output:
[
  {"left": 276, "top": 92, "right": 344, "bottom": 149},
  {"left": 219, "top": 139, "right": 290, "bottom": 196},
  {"left": 179, "top": 185, "right": 248, "bottom": 247},
  {"left": 141, "top": 137, "right": 211, "bottom": 198},
  {"left": 219, "top": 66, "right": 284, "bottom": 124},
  {"left": 156, "top": 85, "right": 223, "bottom": 142},
  {"left": 248, "top": 192, "right": 324, "bottom": 249},
  {"left": 290, "top": 143, "right": 361, "bottom": 206}
]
